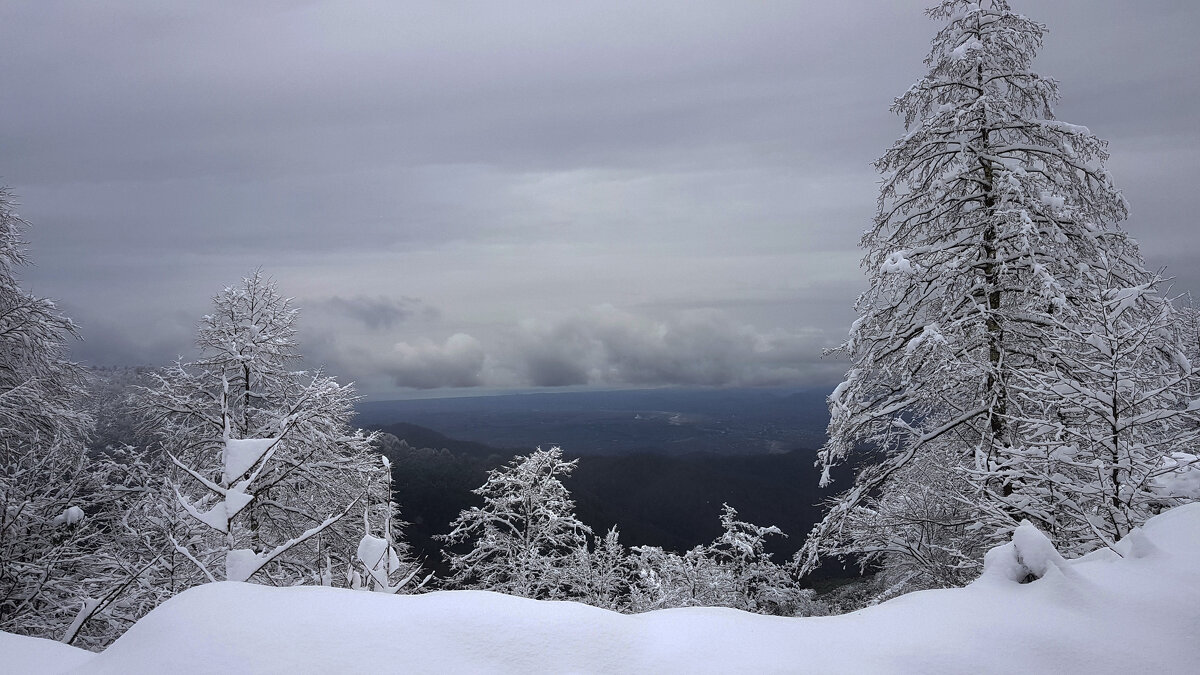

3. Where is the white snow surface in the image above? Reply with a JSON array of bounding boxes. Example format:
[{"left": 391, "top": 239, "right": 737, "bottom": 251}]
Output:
[
  {"left": 51, "top": 505, "right": 86, "bottom": 527},
  {"left": 0, "top": 632, "right": 93, "bottom": 673},
  {"left": 221, "top": 437, "right": 276, "bottom": 484},
  {"left": 223, "top": 549, "right": 262, "bottom": 584},
  {"left": 8, "top": 504, "right": 1200, "bottom": 674}
]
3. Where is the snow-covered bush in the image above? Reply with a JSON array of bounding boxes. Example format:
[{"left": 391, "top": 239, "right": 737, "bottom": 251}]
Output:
[
  {"left": 563, "top": 526, "right": 632, "bottom": 611},
  {"left": 440, "top": 447, "right": 591, "bottom": 599},
  {"left": 346, "top": 458, "right": 429, "bottom": 594},
  {"left": 630, "top": 505, "right": 814, "bottom": 616}
]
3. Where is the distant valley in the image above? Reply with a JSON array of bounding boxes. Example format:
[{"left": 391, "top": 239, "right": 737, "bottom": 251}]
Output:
[{"left": 360, "top": 387, "right": 858, "bottom": 582}]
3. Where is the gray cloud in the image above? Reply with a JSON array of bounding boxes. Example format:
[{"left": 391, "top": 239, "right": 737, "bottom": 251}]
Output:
[
  {"left": 508, "top": 306, "right": 844, "bottom": 389},
  {"left": 292, "top": 300, "right": 848, "bottom": 394},
  {"left": 59, "top": 302, "right": 196, "bottom": 368},
  {"left": 380, "top": 333, "right": 486, "bottom": 390},
  {"left": 305, "top": 295, "right": 438, "bottom": 332}
]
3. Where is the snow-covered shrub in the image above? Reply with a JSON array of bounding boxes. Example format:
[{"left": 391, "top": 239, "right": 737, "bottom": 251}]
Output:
[
  {"left": 440, "top": 447, "right": 591, "bottom": 599},
  {"left": 347, "top": 458, "right": 429, "bottom": 594},
  {"left": 630, "top": 505, "right": 815, "bottom": 616}
]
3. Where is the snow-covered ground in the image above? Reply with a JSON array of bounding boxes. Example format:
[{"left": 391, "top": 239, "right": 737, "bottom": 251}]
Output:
[{"left": 6, "top": 503, "right": 1200, "bottom": 674}]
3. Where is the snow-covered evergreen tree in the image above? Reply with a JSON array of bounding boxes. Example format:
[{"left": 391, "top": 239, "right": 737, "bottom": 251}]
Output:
[
  {"left": 798, "top": 0, "right": 1176, "bottom": 587},
  {"left": 134, "top": 271, "right": 385, "bottom": 586},
  {"left": 440, "top": 447, "right": 591, "bottom": 599}
]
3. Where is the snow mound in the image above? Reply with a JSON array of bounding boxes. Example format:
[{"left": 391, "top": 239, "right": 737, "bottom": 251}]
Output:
[
  {"left": 19, "top": 504, "right": 1200, "bottom": 674},
  {"left": 0, "top": 632, "right": 93, "bottom": 673},
  {"left": 980, "top": 519, "right": 1073, "bottom": 583}
]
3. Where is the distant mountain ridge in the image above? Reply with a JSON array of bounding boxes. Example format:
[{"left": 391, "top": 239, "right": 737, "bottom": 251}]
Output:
[
  {"left": 357, "top": 386, "right": 831, "bottom": 456},
  {"left": 374, "top": 422, "right": 516, "bottom": 458}
]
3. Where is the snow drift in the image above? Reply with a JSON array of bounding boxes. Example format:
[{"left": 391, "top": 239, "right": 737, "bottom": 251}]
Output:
[{"left": 6, "top": 504, "right": 1200, "bottom": 674}]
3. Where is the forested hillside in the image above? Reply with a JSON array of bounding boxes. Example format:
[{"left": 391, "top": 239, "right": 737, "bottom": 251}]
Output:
[{"left": 374, "top": 425, "right": 863, "bottom": 581}]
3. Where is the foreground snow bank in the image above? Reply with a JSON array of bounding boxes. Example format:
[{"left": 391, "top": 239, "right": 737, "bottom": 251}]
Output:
[
  {"left": 12, "top": 504, "right": 1200, "bottom": 674},
  {"left": 0, "top": 632, "right": 93, "bottom": 673}
]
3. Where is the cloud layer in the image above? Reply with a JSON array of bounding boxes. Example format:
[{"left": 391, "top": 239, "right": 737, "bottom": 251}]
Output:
[
  {"left": 383, "top": 334, "right": 487, "bottom": 390},
  {"left": 509, "top": 306, "right": 837, "bottom": 388},
  {"left": 299, "top": 301, "right": 845, "bottom": 392}
]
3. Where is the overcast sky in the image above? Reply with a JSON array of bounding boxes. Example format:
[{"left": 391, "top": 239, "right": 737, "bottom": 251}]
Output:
[{"left": 2, "top": 0, "right": 1197, "bottom": 398}]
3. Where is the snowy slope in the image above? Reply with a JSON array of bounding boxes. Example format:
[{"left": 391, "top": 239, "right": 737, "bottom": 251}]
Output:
[
  {"left": 8, "top": 504, "right": 1200, "bottom": 674},
  {"left": 0, "top": 632, "right": 93, "bottom": 673}
]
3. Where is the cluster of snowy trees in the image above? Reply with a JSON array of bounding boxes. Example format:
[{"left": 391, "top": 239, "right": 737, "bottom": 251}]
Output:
[
  {"left": 0, "top": 201, "right": 418, "bottom": 649},
  {"left": 799, "top": 0, "right": 1200, "bottom": 595},
  {"left": 0, "top": 183, "right": 808, "bottom": 649},
  {"left": 628, "top": 504, "right": 818, "bottom": 615},
  {"left": 439, "top": 447, "right": 815, "bottom": 615}
]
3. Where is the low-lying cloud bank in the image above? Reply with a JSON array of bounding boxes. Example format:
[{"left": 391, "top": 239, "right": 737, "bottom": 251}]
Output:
[
  {"left": 510, "top": 305, "right": 835, "bottom": 387},
  {"left": 9, "top": 503, "right": 1200, "bottom": 674},
  {"left": 307, "top": 295, "right": 439, "bottom": 332},
  {"left": 358, "top": 305, "right": 844, "bottom": 391},
  {"left": 64, "top": 290, "right": 846, "bottom": 393},
  {"left": 382, "top": 333, "right": 487, "bottom": 389}
]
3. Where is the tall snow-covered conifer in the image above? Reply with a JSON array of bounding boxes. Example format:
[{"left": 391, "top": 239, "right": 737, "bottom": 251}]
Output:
[{"left": 798, "top": 0, "right": 1195, "bottom": 585}]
